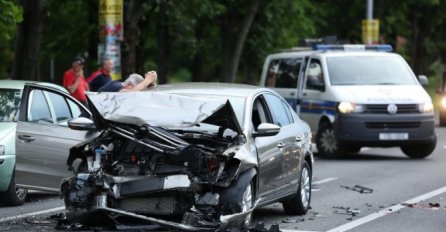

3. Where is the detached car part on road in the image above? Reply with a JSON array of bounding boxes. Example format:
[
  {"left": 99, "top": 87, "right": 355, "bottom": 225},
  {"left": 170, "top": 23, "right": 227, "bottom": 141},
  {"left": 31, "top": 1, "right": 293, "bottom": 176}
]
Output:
[{"left": 61, "top": 83, "right": 314, "bottom": 231}]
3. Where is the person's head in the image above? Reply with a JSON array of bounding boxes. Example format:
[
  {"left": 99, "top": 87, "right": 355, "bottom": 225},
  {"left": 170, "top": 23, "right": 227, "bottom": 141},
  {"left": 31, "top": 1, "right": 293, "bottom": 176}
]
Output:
[
  {"left": 101, "top": 57, "right": 114, "bottom": 74},
  {"left": 122, "top": 74, "right": 144, "bottom": 90},
  {"left": 72, "top": 56, "right": 85, "bottom": 73}
]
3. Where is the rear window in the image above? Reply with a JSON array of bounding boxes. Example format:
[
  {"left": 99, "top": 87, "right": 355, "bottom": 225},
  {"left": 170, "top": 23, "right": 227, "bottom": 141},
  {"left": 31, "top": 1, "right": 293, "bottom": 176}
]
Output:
[
  {"left": 327, "top": 56, "right": 418, "bottom": 85},
  {"left": 0, "top": 89, "right": 22, "bottom": 122}
]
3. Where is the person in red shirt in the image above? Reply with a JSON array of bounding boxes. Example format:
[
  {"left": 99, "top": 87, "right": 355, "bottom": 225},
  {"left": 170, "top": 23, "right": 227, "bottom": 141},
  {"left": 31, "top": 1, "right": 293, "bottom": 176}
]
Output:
[
  {"left": 87, "top": 57, "right": 113, "bottom": 91},
  {"left": 63, "top": 56, "right": 90, "bottom": 106}
]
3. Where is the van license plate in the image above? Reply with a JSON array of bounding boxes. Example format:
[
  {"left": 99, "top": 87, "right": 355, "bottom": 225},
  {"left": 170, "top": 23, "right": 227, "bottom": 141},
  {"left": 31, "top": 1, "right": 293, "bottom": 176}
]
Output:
[{"left": 379, "top": 133, "right": 408, "bottom": 140}]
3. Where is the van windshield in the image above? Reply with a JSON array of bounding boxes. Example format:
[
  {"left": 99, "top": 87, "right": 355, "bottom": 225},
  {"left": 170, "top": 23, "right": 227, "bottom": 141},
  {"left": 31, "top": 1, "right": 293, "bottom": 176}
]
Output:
[{"left": 327, "top": 56, "right": 418, "bottom": 85}]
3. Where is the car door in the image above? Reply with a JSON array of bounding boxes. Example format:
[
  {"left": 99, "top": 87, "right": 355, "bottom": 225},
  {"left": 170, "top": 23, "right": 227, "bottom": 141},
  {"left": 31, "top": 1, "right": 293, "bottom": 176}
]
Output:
[
  {"left": 15, "top": 84, "right": 91, "bottom": 191},
  {"left": 263, "top": 93, "right": 303, "bottom": 196},
  {"left": 253, "top": 94, "right": 286, "bottom": 201}
]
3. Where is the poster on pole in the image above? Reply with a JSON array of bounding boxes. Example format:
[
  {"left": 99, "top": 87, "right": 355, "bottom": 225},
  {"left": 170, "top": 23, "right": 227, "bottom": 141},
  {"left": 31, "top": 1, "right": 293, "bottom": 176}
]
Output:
[
  {"left": 98, "top": 0, "right": 123, "bottom": 80},
  {"left": 362, "top": 19, "right": 379, "bottom": 44}
]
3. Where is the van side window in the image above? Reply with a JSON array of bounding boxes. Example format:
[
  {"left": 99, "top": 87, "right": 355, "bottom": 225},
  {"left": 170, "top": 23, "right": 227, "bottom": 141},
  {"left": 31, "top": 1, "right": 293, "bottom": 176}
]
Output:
[
  {"left": 305, "top": 59, "right": 324, "bottom": 91},
  {"left": 265, "top": 58, "right": 302, "bottom": 88}
]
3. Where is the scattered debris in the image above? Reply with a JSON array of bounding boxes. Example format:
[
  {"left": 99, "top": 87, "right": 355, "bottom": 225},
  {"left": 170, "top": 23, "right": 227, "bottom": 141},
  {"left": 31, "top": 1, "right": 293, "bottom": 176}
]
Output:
[
  {"left": 249, "top": 222, "right": 280, "bottom": 232},
  {"left": 401, "top": 202, "right": 441, "bottom": 209},
  {"left": 24, "top": 216, "right": 51, "bottom": 225},
  {"left": 281, "top": 218, "right": 305, "bottom": 223},
  {"left": 340, "top": 185, "right": 373, "bottom": 194},
  {"left": 333, "top": 206, "right": 360, "bottom": 216}
]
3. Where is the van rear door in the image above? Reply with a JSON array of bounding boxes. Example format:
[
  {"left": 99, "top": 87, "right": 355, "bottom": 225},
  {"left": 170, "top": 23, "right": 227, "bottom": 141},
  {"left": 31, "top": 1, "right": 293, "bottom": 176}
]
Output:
[{"left": 261, "top": 57, "right": 304, "bottom": 110}]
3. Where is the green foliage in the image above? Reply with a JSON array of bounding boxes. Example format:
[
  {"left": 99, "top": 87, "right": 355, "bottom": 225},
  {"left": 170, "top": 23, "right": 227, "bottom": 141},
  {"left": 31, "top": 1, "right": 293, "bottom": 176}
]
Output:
[
  {"left": 0, "top": 0, "right": 22, "bottom": 79},
  {"left": 3, "top": 0, "right": 446, "bottom": 87}
]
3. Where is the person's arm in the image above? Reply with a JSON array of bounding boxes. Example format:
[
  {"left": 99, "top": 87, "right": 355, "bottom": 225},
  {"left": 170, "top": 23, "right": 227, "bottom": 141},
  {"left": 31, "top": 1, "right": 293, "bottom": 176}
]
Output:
[
  {"left": 66, "top": 70, "right": 83, "bottom": 94},
  {"left": 121, "top": 71, "right": 157, "bottom": 92}
]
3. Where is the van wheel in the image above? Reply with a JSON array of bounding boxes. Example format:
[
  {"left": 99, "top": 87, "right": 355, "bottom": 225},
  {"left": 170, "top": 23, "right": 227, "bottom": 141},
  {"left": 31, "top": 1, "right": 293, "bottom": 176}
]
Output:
[
  {"left": 0, "top": 171, "right": 27, "bottom": 206},
  {"left": 316, "top": 123, "right": 343, "bottom": 158},
  {"left": 283, "top": 161, "right": 311, "bottom": 215},
  {"left": 401, "top": 141, "right": 436, "bottom": 159}
]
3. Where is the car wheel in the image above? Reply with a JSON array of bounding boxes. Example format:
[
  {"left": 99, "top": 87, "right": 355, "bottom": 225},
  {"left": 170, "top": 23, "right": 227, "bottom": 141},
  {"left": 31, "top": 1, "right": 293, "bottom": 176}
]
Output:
[
  {"left": 401, "top": 140, "right": 436, "bottom": 159},
  {"left": 283, "top": 161, "right": 311, "bottom": 215},
  {"left": 316, "top": 123, "right": 343, "bottom": 158},
  {"left": 0, "top": 170, "right": 27, "bottom": 206},
  {"left": 239, "top": 181, "right": 254, "bottom": 229}
]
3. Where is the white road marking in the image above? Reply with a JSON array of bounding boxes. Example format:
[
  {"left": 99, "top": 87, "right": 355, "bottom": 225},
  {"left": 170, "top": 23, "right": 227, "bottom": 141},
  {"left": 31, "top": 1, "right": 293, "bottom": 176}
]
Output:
[
  {"left": 313, "top": 177, "right": 338, "bottom": 185},
  {"left": 326, "top": 185, "right": 446, "bottom": 232},
  {"left": 0, "top": 206, "right": 64, "bottom": 223}
]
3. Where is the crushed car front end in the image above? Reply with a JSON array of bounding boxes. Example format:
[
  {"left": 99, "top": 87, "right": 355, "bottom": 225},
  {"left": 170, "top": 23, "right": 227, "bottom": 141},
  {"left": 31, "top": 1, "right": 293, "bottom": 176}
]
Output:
[{"left": 61, "top": 91, "right": 256, "bottom": 231}]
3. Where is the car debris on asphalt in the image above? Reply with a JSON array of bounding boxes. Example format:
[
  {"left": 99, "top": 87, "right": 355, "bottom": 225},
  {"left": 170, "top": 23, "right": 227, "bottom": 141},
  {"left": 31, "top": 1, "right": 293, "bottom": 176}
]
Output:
[{"left": 340, "top": 185, "right": 374, "bottom": 194}]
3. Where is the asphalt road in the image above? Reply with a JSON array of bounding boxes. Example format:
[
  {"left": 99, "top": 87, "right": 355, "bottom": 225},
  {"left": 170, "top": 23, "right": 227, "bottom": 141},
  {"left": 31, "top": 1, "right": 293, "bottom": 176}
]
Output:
[{"left": 1, "top": 127, "right": 445, "bottom": 232}]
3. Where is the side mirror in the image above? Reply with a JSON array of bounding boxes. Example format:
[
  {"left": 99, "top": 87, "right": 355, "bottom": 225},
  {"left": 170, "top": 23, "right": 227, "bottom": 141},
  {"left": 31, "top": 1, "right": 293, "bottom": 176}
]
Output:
[
  {"left": 68, "top": 117, "right": 96, "bottom": 131},
  {"left": 418, "top": 75, "right": 428, "bottom": 87},
  {"left": 253, "top": 123, "right": 280, "bottom": 137},
  {"left": 307, "top": 75, "right": 325, "bottom": 91}
]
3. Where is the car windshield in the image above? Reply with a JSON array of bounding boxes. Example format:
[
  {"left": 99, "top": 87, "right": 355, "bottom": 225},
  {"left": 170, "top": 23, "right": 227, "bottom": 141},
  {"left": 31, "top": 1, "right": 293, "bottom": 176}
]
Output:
[
  {"left": 0, "top": 88, "right": 22, "bottom": 122},
  {"left": 327, "top": 56, "right": 418, "bottom": 85}
]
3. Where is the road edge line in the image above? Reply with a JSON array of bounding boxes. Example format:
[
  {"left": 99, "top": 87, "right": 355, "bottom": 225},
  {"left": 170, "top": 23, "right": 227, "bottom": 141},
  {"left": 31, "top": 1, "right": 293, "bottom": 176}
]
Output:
[
  {"left": 326, "top": 185, "right": 446, "bottom": 232},
  {"left": 0, "top": 206, "right": 65, "bottom": 223}
]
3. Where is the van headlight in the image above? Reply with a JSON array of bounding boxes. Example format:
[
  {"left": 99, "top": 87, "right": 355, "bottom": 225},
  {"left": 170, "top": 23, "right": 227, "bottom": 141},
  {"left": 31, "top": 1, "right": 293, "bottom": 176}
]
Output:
[
  {"left": 0, "top": 145, "right": 4, "bottom": 156},
  {"left": 418, "top": 102, "right": 433, "bottom": 113},
  {"left": 338, "top": 102, "right": 365, "bottom": 114},
  {"left": 441, "top": 96, "right": 446, "bottom": 109}
]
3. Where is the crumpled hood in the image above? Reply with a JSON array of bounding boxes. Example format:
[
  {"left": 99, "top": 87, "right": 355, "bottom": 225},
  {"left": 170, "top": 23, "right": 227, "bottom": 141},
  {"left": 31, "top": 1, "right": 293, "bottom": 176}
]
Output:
[
  {"left": 87, "top": 91, "right": 242, "bottom": 134},
  {"left": 0, "top": 122, "right": 16, "bottom": 142},
  {"left": 331, "top": 85, "right": 432, "bottom": 104}
]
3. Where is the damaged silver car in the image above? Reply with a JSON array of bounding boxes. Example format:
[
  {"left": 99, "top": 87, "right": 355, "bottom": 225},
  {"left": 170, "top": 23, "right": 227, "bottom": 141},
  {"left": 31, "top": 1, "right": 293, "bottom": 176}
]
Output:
[{"left": 61, "top": 83, "right": 313, "bottom": 231}]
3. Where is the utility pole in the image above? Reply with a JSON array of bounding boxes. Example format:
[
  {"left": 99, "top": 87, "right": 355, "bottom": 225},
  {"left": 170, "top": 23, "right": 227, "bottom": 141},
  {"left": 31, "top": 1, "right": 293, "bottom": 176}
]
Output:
[{"left": 362, "top": 0, "right": 379, "bottom": 44}]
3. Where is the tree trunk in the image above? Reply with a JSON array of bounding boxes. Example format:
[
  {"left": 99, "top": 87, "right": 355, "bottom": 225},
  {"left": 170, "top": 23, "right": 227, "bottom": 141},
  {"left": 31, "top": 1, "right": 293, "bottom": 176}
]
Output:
[
  {"left": 156, "top": 0, "right": 170, "bottom": 84},
  {"left": 219, "top": 0, "right": 260, "bottom": 83},
  {"left": 191, "top": 18, "right": 206, "bottom": 82},
  {"left": 10, "top": 0, "right": 46, "bottom": 81},
  {"left": 122, "top": 0, "right": 147, "bottom": 78}
]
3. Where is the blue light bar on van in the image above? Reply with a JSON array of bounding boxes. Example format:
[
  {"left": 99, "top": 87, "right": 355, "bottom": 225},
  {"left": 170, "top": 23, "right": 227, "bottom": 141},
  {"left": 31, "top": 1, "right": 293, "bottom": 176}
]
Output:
[{"left": 313, "top": 44, "right": 393, "bottom": 52}]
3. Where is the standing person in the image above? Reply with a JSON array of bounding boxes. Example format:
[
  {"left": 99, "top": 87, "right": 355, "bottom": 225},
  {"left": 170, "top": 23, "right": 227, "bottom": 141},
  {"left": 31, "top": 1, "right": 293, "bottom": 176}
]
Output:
[
  {"left": 98, "top": 71, "right": 157, "bottom": 92},
  {"left": 63, "top": 56, "right": 89, "bottom": 106},
  {"left": 87, "top": 57, "right": 113, "bottom": 91}
]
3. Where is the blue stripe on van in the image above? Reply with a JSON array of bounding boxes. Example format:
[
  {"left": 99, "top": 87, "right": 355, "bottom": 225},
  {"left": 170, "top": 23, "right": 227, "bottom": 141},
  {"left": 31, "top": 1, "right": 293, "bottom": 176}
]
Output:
[
  {"left": 299, "top": 100, "right": 337, "bottom": 115},
  {"left": 284, "top": 98, "right": 298, "bottom": 111}
]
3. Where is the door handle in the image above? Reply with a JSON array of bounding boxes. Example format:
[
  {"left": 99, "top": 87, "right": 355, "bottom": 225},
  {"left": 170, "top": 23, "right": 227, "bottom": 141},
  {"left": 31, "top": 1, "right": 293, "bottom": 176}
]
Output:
[
  {"left": 295, "top": 136, "right": 302, "bottom": 142},
  {"left": 18, "top": 134, "right": 35, "bottom": 142},
  {"left": 277, "top": 142, "right": 284, "bottom": 148}
]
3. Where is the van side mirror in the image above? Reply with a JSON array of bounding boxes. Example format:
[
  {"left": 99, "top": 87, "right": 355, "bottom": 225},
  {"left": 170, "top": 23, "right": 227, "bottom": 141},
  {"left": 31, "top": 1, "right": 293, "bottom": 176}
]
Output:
[
  {"left": 418, "top": 75, "right": 428, "bottom": 87},
  {"left": 307, "top": 75, "right": 325, "bottom": 91}
]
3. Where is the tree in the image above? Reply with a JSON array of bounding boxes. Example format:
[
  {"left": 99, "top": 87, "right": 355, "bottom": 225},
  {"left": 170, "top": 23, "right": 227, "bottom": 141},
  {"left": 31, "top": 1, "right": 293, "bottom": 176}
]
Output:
[{"left": 0, "top": 0, "right": 22, "bottom": 79}]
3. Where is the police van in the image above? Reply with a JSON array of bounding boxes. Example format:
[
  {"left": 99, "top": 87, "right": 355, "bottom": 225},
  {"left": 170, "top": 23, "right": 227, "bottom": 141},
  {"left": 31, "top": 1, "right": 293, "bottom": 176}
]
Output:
[{"left": 260, "top": 44, "right": 436, "bottom": 158}]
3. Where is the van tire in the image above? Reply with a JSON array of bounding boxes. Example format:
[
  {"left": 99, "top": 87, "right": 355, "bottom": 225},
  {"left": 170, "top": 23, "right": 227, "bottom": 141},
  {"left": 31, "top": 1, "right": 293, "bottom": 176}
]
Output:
[
  {"left": 316, "top": 123, "right": 343, "bottom": 158},
  {"left": 401, "top": 140, "right": 436, "bottom": 159}
]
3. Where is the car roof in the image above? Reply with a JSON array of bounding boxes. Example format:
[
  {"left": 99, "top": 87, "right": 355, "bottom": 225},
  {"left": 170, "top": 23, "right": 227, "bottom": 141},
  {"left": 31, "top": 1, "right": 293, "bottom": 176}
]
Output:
[
  {"left": 153, "top": 82, "right": 268, "bottom": 98},
  {"left": 267, "top": 49, "right": 399, "bottom": 59},
  {"left": 0, "top": 80, "right": 67, "bottom": 93}
]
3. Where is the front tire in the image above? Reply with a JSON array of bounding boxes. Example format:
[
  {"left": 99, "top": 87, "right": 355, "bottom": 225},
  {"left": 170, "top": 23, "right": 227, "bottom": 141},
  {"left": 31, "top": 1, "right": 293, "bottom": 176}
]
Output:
[
  {"left": 283, "top": 161, "right": 311, "bottom": 215},
  {"left": 0, "top": 171, "right": 27, "bottom": 206},
  {"left": 401, "top": 140, "right": 436, "bottom": 159},
  {"left": 316, "top": 123, "right": 343, "bottom": 158}
]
